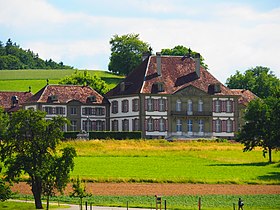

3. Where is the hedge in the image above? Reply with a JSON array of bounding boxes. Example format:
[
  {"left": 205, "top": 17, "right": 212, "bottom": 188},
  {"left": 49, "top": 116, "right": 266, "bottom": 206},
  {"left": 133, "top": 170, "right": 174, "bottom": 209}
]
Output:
[{"left": 63, "top": 131, "right": 142, "bottom": 140}]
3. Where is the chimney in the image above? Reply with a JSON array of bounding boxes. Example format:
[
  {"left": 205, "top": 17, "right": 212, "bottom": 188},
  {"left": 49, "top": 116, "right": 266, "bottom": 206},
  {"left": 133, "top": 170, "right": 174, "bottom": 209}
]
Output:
[
  {"left": 195, "top": 53, "right": 200, "bottom": 78},
  {"left": 156, "top": 52, "right": 161, "bottom": 76}
]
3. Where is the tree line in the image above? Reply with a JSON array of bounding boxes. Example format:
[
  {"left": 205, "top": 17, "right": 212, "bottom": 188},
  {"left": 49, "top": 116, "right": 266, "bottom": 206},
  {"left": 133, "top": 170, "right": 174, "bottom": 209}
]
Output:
[{"left": 0, "top": 38, "right": 73, "bottom": 70}]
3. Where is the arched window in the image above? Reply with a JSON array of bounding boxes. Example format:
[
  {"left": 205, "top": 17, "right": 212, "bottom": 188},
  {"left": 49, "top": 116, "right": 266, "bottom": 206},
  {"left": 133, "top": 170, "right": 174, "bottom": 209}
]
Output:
[
  {"left": 198, "top": 99, "right": 203, "bottom": 112},
  {"left": 187, "top": 119, "right": 193, "bottom": 132},
  {"left": 176, "top": 99, "right": 182, "bottom": 111},
  {"left": 187, "top": 99, "right": 193, "bottom": 115}
]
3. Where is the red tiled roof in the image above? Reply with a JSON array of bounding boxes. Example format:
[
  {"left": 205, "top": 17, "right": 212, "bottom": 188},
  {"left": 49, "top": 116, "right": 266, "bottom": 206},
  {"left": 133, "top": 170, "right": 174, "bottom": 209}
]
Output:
[
  {"left": 0, "top": 91, "right": 33, "bottom": 112},
  {"left": 106, "top": 55, "right": 235, "bottom": 97},
  {"left": 231, "top": 89, "right": 257, "bottom": 106},
  {"left": 26, "top": 85, "right": 107, "bottom": 104}
]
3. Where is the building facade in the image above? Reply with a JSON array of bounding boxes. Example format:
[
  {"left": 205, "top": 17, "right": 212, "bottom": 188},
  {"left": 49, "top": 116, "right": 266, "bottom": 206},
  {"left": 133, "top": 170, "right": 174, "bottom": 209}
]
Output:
[{"left": 106, "top": 53, "right": 255, "bottom": 139}]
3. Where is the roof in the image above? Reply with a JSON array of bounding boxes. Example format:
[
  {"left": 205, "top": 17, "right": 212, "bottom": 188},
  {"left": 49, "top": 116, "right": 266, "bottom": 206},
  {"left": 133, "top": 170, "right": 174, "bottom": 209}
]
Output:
[
  {"left": 231, "top": 89, "right": 257, "bottom": 106},
  {"left": 0, "top": 91, "right": 33, "bottom": 112},
  {"left": 106, "top": 55, "right": 235, "bottom": 97},
  {"left": 26, "top": 85, "right": 108, "bottom": 105}
]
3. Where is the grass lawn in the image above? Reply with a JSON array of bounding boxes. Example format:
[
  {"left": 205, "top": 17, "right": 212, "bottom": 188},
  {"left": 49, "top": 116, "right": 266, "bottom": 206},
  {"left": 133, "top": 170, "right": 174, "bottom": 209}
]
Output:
[
  {"left": 12, "top": 194, "right": 280, "bottom": 210},
  {"left": 0, "top": 69, "right": 124, "bottom": 92},
  {"left": 0, "top": 201, "right": 67, "bottom": 209},
  {"left": 61, "top": 140, "right": 280, "bottom": 184}
]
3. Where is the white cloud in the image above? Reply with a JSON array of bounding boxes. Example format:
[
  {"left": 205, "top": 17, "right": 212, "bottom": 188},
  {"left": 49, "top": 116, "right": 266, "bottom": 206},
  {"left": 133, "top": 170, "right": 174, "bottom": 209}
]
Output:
[{"left": 1, "top": 0, "right": 279, "bottom": 82}]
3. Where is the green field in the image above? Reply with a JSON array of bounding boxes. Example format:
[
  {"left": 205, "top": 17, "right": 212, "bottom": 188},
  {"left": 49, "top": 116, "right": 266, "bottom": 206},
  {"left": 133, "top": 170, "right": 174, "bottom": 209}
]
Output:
[
  {"left": 61, "top": 140, "right": 280, "bottom": 184},
  {"left": 0, "top": 69, "right": 124, "bottom": 92},
  {"left": 0, "top": 201, "right": 66, "bottom": 209}
]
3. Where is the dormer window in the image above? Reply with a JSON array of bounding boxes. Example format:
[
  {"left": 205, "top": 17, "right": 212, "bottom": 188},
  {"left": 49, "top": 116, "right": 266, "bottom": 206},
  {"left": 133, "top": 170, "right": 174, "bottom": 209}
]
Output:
[
  {"left": 208, "top": 83, "right": 221, "bottom": 94},
  {"left": 120, "top": 82, "right": 125, "bottom": 92},
  {"left": 48, "top": 95, "right": 58, "bottom": 102},
  {"left": 87, "top": 95, "right": 96, "bottom": 103},
  {"left": 152, "top": 82, "right": 165, "bottom": 93},
  {"left": 11, "top": 95, "right": 19, "bottom": 107}
]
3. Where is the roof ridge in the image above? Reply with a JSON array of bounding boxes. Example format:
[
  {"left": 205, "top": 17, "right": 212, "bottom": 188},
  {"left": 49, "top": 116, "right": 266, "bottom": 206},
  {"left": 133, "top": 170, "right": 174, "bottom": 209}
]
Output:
[{"left": 140, "top": 56, "right": 151, "bottom": 93}]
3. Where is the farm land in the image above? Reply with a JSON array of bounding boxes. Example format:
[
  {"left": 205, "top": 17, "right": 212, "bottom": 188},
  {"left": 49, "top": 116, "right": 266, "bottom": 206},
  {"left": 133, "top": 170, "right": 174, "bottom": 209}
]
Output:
[
  {"left": 1, "top": 70, "right": 280, "bottom": 209},
  {"left": 11, "top": 140, "right": 280, "bottom": 209}
]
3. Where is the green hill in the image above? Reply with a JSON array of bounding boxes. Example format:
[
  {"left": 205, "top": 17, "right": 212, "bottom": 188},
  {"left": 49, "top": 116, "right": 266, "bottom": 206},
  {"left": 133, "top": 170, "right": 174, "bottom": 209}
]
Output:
[{"left": 0, "top": 69, "right": 124, "bottom": 93}]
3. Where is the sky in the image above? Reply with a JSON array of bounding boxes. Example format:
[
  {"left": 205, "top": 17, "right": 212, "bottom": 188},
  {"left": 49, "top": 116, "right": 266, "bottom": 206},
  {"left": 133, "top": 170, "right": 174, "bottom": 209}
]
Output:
[{"left": 0, "top": 0, "right": 280, "bottom": 83}]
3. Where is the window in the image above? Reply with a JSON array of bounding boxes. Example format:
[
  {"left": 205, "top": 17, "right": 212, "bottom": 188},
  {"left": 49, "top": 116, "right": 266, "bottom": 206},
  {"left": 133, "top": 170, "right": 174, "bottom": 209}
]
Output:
[
  {"left": 226, "top": 100, "right": 232, "bottom": 113},
  {"left": 132, "top": 99, "right": 139, "bottom": 112},
  {"left": 96, "top": 108, "right": 105, "bottom": 116},
  {"left": 96, "top": 120, "right": 103, "bottom": 131},
  {"left": 187, "top": 119, "right": 193, "bottom": 132},
  {"left": 122, "top": 119, "right": 129, "bottom": 131},
  {"left": 198, "top": 99, "right": 203, "bottom": 112},
  {"left": 176, "top": 119, "right": 182, "bottom": 132},
  {"left": 44, "top": 106, "right": 65, "bottom": 115},
  {"left": 82, "top": 119, "right": 91, "bottom": 131},
  {"left": 147, "top": 98, "right": 153, "bottom": 111},
  {"left": 112, "top": 120, "right": 118, "bottom": 131},
  {"left": 159, "top": 118, "right": 165, "bottom": 132},
  {"left": 187, "top": 100, "right": 193, "bottom": 114},
  {"left": 227, "top": 119, "right": 232, "bottom": 132},
  {"left": 44, "top": 107, "right": 53, "bottom": 115},
  {"left": 176, "top": 99, "right": 182, "bottom": 111},
  {"left": 159, "top": 98, "right": 165, "bottom": 112},
  {"left": 70, "top": 107, "right": 77, "bottom": 115},
  {"left": 215, "top": 100, "right": 221, "bottom": 113},
  {"left": 112, "top": 100, "right": 118, "bottom": 114},
  {"left": 147, "top": 118, "right": 153, "bottom": 131},
  {"left": 122, "top": 100, "right": 129, "bottom": 113},
  {"left": 216, "top": 119, "right": 221, "bottom": 132},
  {"left": 198, "top": 119, "right": 204, "bottom": 133},
  {"left": 70, "top": 120, "right": 77, "bottom": 131},
  {"left": 133, "top": 118, "right": 140, "bottom": 131}
]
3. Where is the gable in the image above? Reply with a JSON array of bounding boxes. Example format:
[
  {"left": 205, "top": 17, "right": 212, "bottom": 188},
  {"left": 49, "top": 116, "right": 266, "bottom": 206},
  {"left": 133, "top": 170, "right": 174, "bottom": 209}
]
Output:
[{"left": 174, "top": 85, "right": 208, "bottom": 97}]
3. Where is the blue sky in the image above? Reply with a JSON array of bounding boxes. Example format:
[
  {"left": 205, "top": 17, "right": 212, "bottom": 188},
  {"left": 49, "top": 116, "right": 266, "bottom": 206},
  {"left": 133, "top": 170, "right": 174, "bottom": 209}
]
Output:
[{"left": 1, "top": 0, "right": 279, "bottom": 83}]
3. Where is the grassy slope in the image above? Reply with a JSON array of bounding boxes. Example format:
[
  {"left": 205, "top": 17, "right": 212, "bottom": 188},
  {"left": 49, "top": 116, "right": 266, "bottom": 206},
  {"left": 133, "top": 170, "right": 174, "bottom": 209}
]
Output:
[
  {"left": 0, "top": 69, "right": 124, "bottom": 92},
  {"left": 61, "top": 140, "right": 280, "bottom": 184}
]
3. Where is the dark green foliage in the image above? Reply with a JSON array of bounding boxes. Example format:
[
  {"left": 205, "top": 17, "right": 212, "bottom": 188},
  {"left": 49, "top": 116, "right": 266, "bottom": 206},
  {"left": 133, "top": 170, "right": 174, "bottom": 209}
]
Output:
[
  {"left": 0, "top": 108, "right": 8, "bottom": 139},
  {"left": 0, "top": 38, "right": 73, "bottom": 70},
  {"left": 0, "top": 109, "right": 76, "bottom": 209},
  {"left": 161, "top": 45, "right": 208, "bottom": 69},
  {"left": 59, "top": 70, "right": 109, "bottom": 95},
  {"left": 237, "top": 95, "right": 280, "bottom": 162},
  {"left": 226, "top": 66, "right": 280, "bottom": 98},
  {"left": 0, "top": 178, "right": 12, "bottom": 202},
  {"left": 63, "top": 131, "right": 142, "bottom": 140},
  {"left": 108, "top": 34, "right": 151, "bottom": 75}
]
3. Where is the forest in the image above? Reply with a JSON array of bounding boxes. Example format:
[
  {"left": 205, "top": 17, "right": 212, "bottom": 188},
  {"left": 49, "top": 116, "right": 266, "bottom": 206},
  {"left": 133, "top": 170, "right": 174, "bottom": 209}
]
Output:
[{"left": 0, "top": 39, "right": 73, "bottom": 70}]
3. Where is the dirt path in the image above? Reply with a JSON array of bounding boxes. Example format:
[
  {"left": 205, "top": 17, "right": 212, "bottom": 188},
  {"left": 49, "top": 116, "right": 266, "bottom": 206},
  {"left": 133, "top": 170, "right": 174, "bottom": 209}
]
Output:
[{"left": 11, "top": 182, "right": 280, "bottom": 196}]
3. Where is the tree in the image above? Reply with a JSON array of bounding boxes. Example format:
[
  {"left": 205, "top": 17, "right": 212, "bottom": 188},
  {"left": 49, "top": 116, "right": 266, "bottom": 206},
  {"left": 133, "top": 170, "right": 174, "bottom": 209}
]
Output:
[
  {"left": 237, "top": 96, "right": 280, "bottom": 162},
  {"left": 226, "top": 66, "right": 280, "bottom": 98},
  {"left": 108, "top": 34, "right": 151, "bottom": 75},
  {"left": 59, "top": 70, "right": 109, "bottom": 95},
  {"left": 0, "top": 108, "right": 8, "bottom": 139},
  {"left": 161, "top": 45, "right": 208, "bottom": 69},
  {"left": 70, "top": 177, "right": 91, "bottom": 210},
  {"left": 0, "top": 109, "right": 77, "bottom": 209},
  {"left": 0, "top": 178, "right": 11, "bottom": 202}
]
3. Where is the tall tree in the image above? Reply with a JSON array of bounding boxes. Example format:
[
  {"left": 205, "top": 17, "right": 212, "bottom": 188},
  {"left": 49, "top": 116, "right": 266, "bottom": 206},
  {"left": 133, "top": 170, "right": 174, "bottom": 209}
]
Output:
[
  {"left": 237, "top": 96, "right": 280, "bottom": 162},
  {"left": 161, "top": 45, "right": 208, "bottom": 69},
  {"left": 108, "top": 34, "right": 151, "bottom": 75},
  {"left": 59, "top": 70, "right": 109, "bottom": 95},
  {"left": 226, "top": 66, "right": 280, "bottom": 98},
  {"left": 0, "top": 109, "right": 76, "bottom": 209}
]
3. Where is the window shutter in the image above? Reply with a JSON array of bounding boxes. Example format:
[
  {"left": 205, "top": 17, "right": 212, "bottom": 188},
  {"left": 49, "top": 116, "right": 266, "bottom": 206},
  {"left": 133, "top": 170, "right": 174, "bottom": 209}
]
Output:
[
  {"left": 212, "top": 120, "right": 216, "bottom": 132},
  {"left": 232, "top": 101, "right": 235, "bottom": 112},
  {"left": 222, "top": 101, "right": 226, "bottom": 112},
  {"left": 102, "top": 108, "right": 105, "bottom": 115},
  {"left": 154, "top": 99, "right": 158, "bottom": 111},
  {"left": 102, "top": 121, "right": 105, "bottom": 131},
  {"left": 232, "top": 120, "right": 236, "bottom": 132},
  {"left": 165, "top": 99, "right": 168, "bottom": 111},
  {"left": 222, "top": 120, "right": 226, "bottom": 132},
  {"left": 93, "top": 108, "right": 96, "bottom": 115},
  {"left": 92, "top": 121, "right": 96, "bottom": 131},
  {"left": 63, "top": 107, "right": 65, "bottom": 115},
  {"left": 154, "top": 119, "right": 159, "bottom": 131},
  {"left": 212, "top": 100, "right": 215, "bottom": 112},
  {"left": 219, "top": 100, "right": 222, "bottom": 113},
  {"left": 132, "top": 99, "right": 135, "bottom": 111},
  {"left": 145, "top": 119, "right": 148, "bottom": 131},
  {"left": 145, "top": 99, "right": 148, "bottom": 111},
  {"left": 82, "top": 108, "right": 85, "bottom": 115},
  {"left": 165, "top": 119, "right": 168, "bottom": 131}
]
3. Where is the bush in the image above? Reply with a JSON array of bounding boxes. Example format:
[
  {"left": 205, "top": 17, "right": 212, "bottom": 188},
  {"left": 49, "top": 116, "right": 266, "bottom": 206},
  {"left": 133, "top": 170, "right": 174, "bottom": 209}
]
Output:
[{"left": 63, "top": 131, "right": 141, "bottom": 140}]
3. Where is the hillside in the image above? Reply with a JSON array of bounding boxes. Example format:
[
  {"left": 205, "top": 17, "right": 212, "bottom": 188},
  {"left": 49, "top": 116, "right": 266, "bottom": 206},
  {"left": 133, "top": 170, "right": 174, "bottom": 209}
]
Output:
[
  {"left": 0, "top": 38, "right": 72, "bottom": 70},
  {"left": 0, "top": 69, "right": 124, "bottom": 93}
]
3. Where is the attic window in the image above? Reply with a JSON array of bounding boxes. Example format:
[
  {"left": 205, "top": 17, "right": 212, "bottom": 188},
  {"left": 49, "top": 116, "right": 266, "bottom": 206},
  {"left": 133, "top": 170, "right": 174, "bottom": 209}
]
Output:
[
  {"left": 119, "top": 82, "right": 133, "bottom": 92},
  {"left": 152, "top": 82, "right": 165, "bottom": 93},
  {"left": 48, "top": 95, "right": 58, "bottom": 102},
  {"left": 87, "top": 95, "right": 96, "bottom": 102},
  {"left": 208, "top": 84, "right": 221, "bottom": 94}
]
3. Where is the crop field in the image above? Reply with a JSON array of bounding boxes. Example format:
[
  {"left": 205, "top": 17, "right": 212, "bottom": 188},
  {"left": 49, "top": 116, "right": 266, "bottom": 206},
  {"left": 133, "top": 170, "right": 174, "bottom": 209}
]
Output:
[
  {"left": 0, "top": 69, "right": 124, "bottom": 92},
  {"left": 61, "top": 140, "right": 280, "bottom": 185}
]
